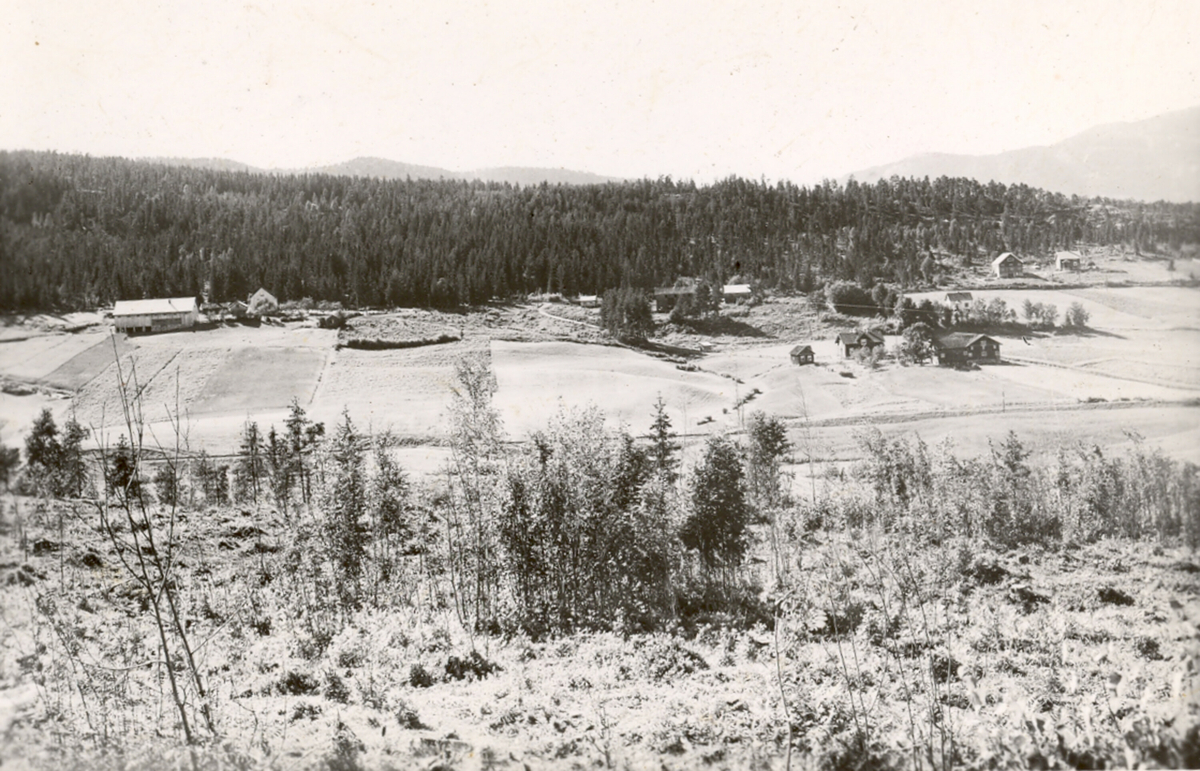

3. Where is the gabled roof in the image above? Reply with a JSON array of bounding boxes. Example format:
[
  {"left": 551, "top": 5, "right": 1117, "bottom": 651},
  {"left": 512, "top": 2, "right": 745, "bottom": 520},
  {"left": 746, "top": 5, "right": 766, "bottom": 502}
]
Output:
[
  {"left": 934, "top": 332, "right": 999, "bottom": 351},
  {"left": 655, "top": 277, "right": 699, "bottom": 295},
  {"left": 790, "top": 345, "right": 814, "bottom": 356},
  {"left": 992, "top": 252, "right": 1022, "bottom": 266},
  {"left": 945, "top": 291, "right": 974, "bottom": 303},
  {"left": 113, "top": 297, "right": 198, "bottom": 317},
  {"left": 1055, "top": 251, "right": 1081, "bottom": 262},
  {"left": 836, "top": 330, "right": 885, "bottom": 346}
]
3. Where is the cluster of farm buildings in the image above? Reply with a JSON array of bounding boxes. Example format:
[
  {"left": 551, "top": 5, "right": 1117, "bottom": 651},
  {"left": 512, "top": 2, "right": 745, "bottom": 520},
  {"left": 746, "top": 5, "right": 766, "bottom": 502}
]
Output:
[
  {"left": 991, "top": 250, "right": 1085, "bottom": 278},
  {"left": 787, "top": 328, "right": 1000, "bottom": 368},
  {"left": 114, "top": 253, "right": 1037, "bottom": 370},
  {"left": 111, "top": 288, "right": 278, "bottom": 333}
]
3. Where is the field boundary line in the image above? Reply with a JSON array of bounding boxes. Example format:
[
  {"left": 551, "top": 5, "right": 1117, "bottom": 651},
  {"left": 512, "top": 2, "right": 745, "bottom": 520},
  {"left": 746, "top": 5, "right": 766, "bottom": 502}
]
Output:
[
  {"left": 779, "top": 397, "right": 1199, "bottom": 431},
  {"left": 537, "top": 303, "right": 600, "bottom": 330},
  {"left": 1005, "top": 354, "right": 1200, "bottom": 391}
]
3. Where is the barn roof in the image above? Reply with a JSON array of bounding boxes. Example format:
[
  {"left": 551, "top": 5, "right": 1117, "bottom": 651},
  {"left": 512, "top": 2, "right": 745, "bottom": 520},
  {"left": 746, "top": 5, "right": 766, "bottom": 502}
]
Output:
[
  {"left": 934, "top": 332, "right": 998, "bottom": 351},
  {"left": 112, "top": 297, "right": 198, "bottom": 316},
  {"left": 836, "top": 330, "right": 884, "bottom": 345}
]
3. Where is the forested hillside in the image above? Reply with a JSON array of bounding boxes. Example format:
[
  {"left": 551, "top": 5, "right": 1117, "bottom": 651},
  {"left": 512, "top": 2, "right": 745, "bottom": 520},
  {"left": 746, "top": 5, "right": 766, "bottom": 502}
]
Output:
[{"left": 2, "top": 150, "right": 1197, "bottom": 310}]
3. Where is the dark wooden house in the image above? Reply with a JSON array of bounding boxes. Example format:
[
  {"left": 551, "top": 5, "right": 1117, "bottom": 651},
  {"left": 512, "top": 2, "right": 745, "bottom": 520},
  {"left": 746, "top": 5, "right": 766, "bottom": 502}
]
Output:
[
  {"left": 991, "top": 252, "right": 1023, "bottom": 278},
  {"left": 933, "top": 332, "right": 1001, "bottom": 365},
  {"left": 836, "top": 330, "right": 885, "bottom": 358}
]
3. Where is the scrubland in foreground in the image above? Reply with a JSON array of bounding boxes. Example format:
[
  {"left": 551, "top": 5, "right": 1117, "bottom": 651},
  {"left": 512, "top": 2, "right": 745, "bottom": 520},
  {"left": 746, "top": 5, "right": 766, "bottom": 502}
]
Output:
[{"left": 1, "top": 362, "right": 1198, "bottom": 770}]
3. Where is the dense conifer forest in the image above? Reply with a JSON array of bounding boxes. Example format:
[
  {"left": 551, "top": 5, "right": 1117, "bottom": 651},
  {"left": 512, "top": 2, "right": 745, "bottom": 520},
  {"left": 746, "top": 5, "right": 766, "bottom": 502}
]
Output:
[{"left": 1, "top": 150, "right": 1197, "bottom": 311}]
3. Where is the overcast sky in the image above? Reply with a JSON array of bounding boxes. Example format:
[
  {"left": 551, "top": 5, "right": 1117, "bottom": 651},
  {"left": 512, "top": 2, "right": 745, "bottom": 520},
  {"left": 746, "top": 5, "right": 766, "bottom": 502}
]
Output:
[{"left": 3, "top": 0, "right": 1198, "bottom": 183}]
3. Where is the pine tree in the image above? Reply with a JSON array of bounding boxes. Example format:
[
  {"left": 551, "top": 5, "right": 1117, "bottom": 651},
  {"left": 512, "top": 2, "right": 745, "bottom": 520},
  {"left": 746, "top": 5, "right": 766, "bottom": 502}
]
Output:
[
  {"left": 681, "top": 435, "right": 750, "bottom": 578},
  {"left": 108, "top": 435, "right": 141, "bottom": 500},
  {"left": 235, "top": 420, "right": 264, "bottom": 503},
  {"left": 648, "top": 395, "right": 679, "bottom": 483},
  {"left": 322, "top": 410, "right": 367, "bottom": 606}
]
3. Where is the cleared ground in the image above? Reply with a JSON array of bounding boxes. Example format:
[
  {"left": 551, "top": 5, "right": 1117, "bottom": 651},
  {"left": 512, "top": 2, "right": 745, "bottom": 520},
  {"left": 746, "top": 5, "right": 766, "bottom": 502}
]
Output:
[
  {"left": 0, "top": 332, "right": 112, "bottom": 383},
  {"left": 312, "top": 340, "right": 485, "bottom": 439},
  {"left": 906, "top": 286, "right": 1200, "bottom": 390},
  {"left": 190, "top": 347, "right": 327, "bottom": 415},
  {"left": 0, "top": 281, "right": 1195, "bottom": 466},
  {"left": 490, "top": 340, "right": 735, "bottom": 438}
]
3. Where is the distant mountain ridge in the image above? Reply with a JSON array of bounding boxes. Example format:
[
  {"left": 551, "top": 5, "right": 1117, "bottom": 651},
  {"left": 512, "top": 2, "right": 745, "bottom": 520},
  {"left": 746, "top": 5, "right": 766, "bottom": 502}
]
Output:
[
  {"left": 847, "top": 106, "right": 1200, "bottom": 203},
  {"left": 140, "top": 155, "right": 622, "bottom": 185}
]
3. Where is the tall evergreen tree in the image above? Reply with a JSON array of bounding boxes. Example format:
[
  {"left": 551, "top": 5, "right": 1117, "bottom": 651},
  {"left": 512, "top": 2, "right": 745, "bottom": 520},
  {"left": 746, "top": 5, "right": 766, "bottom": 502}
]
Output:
[{"left": 681, "top": 435, "right": 750, "bottom": 579}]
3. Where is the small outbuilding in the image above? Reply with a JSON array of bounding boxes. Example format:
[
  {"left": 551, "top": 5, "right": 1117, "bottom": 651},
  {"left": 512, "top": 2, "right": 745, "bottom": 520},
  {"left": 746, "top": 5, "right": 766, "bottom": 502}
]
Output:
[
  {"left": 1055, "top": 251, "right": 1082, "bottom": 271},
  {"left": 576, "top": 294, "right": 600, "bottom": 308},
  {"left": 652, "top": 278, "right": 699, "bottom": 313},
  {"left": 248, "top": 288, "right": 279, "bottom": 316},
  {"left": 790, "top": 345, "right": 815, "bottom": 365},
  {"left": 112, "top": 297, "right": 199, "bottom": 334},
  {"left": 722, "top": 284, "right": 753, "bottom": 304},
  {"left": 933, "top": 332, "right": 1001, "bottom": 365},
  {"left": 992, "top": 253, "right": 1024, "bottom": 278},
  {"left": 944, "top": 291, "right": 974, "bottom": 305},
  {"left": 836, "top": 330, "right": 885, "bottom": 358}
]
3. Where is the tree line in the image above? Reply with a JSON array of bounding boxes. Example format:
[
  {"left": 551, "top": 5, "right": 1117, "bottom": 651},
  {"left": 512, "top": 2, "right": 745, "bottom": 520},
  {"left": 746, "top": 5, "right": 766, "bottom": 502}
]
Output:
[{"left": 2, "top": 150, "right": 1197, "bottom": 311}]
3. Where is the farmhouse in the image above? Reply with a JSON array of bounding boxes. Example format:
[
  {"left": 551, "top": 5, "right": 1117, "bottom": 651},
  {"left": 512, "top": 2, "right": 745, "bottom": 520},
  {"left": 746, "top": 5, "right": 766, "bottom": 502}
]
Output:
[
  {"left": 653, "top": 278, "right": 699, "bottom": 312},
  {"left": 836, "top": 330, "right": 885, "bottom": 358},
  {"left": 992, "top": 253, "right": 1023, "bottom": 278},
  {"left": 1055, "top": 251, "right": 1082, "bottom": 271},
  {"left": 248, "top": 288, "right": 279, "bottom": 316},
  {"left": 722, "top": 284, "right": 752, "bottom": 304},
  {"left": 933, "top": 332, "right": 1001, "bottom": 365},
  {"left": 944, "top": 291, "right": 973, "bottom": 306},
  {"left": 112, "top": 297, "right": 199, "bottom": 334},
  {"left": 790, "top": 345, "right": 814, "bottom": 365}
]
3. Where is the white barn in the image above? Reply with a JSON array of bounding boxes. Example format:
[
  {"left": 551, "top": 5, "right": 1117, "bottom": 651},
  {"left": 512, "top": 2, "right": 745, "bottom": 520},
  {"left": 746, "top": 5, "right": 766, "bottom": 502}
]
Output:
[{"left": 112, "top": 297, "right": 199, "bottom": 334}]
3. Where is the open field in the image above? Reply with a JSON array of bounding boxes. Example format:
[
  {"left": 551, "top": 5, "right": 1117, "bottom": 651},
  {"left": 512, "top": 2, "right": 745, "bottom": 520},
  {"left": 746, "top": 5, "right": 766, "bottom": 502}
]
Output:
[
  {"left": 0, "top": 332, "right": 113, "bottom": 384},
  {"left": 491, "top": 340, "right": 735, "bottom": 437},
  {"left": 906, "top": 286, "right": 1200, "bottom": 391},
  {"left": 0, "top": 282, "right": 1195, "bottom": 466},
  {"left": 38, "top": 334, "right": 135, "bottom": 391},
  {"left": 190, "top": 347, "right": 327, "bottom": 415}
]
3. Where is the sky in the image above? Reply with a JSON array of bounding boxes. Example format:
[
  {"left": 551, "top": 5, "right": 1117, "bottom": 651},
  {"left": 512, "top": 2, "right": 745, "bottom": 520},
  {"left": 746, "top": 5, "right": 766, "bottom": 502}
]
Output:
[{"left": 3, "top": 0, "right": 1198, "bottom": 184}]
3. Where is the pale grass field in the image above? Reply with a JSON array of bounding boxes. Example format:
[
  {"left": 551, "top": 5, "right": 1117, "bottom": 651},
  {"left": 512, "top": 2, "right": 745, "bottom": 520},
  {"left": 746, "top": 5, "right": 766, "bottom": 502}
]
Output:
[
  {"left": 489, "top": 340, "right": 734, "bottom": 438},
  {"left": 190, "top": 347, "right": 327, "bottom": 415},
  {"left": 0, "top": 332, "right": 111, "bottom": 382}
]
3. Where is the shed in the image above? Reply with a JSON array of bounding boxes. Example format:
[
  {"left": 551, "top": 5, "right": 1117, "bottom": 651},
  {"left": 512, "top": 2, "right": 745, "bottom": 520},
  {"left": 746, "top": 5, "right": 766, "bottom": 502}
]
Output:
[
  {"left": 652, "top": 277, "right": 699, "bottom": 313},
  {"left": 1055, "top": 251, "right": 1082, "bottom": 271},
  {"left": 836, "top": 330, "right": 885, "bottom": 358},
  {"left": 944, "top": 291, "right": 974, "bottom": 305},
  {"left": 576, "top": 294, "right": 600, "bottom": 308},
  {"left": 722, "top": 284, "right": 753, "bottom": 304},
  {"left": 112, "top": 297, "right": 199, "bottom": 334},
  {"left": 991, "top": 253, "right": 1023, "bottom": 278},
  {"left": 790, "top": 345, "right": 815, "bottom": 365},
  {"left": 933, "top": 332, "right": 1001, "bottom": 365},
  {"left": 248, "top": 288, "right": 279, "bottom": 316}
]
